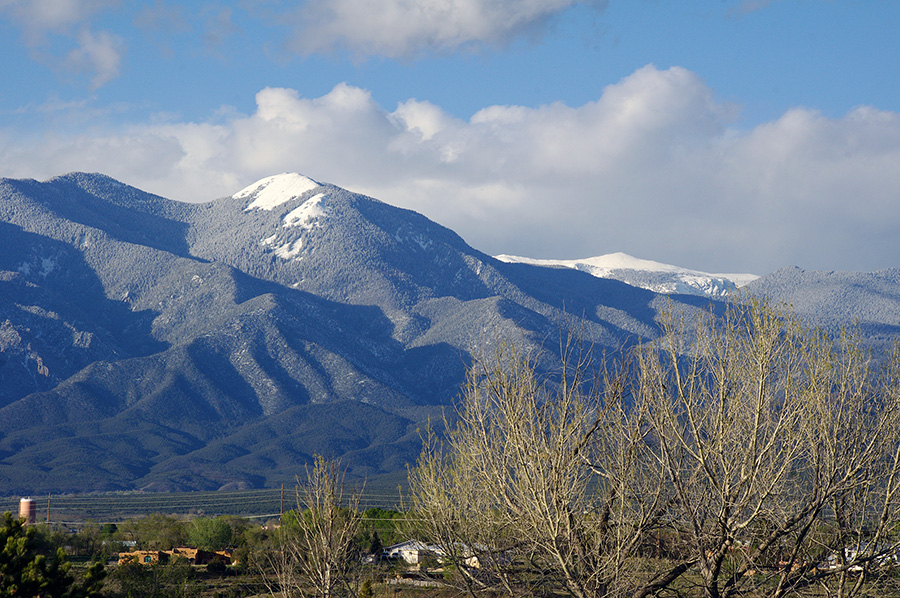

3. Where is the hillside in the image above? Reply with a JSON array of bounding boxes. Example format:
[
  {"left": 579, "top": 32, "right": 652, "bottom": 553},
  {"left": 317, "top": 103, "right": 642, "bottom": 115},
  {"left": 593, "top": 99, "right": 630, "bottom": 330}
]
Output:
[
  {"left": 745, "top": 266, "right": 900, "bottom": 355},
  {"left": 0, "top": 172, "right": 700, "bottom": 494}
]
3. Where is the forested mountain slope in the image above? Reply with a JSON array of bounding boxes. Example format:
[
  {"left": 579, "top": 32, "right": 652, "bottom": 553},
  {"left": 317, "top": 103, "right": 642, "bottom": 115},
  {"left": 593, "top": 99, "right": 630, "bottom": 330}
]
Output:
[{"left": 0, "top": 172, "right": 693, "bottom": 493}]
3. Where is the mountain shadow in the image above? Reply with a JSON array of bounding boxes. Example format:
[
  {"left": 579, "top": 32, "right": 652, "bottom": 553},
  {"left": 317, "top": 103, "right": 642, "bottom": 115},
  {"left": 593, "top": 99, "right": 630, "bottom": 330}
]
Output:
[{"left": 0, "top": 221, "right": 165, "bottom": 406}]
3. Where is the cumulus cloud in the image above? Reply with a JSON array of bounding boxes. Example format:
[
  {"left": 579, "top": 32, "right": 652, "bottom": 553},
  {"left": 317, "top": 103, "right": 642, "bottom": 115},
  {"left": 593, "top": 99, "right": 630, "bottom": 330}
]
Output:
[
  {"left": 284, "top": 0, "right": 590, "bottom": 57},
  {"left": 2, "top": 65, "right": 900, "bottom": 274}
]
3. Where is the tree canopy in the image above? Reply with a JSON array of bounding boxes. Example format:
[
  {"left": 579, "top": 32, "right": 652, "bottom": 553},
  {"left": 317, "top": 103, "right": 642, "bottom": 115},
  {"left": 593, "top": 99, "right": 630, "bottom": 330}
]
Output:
[
  {"left": 409, "top": 300, "right": 900, "bottom": 598},
  {"left": 0, "top": 512, "right": 105, "bottom": 598}
]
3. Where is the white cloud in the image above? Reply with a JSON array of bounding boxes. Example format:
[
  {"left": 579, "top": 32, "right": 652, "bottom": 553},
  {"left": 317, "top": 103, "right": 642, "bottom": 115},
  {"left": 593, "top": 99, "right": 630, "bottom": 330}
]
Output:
[
  {"left": 2, "top": 65, "right": 900, "bottom": 274},
  {"left": 285, "top": 0, "right": 589, "bottom": 57},
  {"left": 0, "top": 0, "right": 124, "bottom": 87},
  {"left": 0, "top": 0, "right": 116, "bottom": 36},
  {"left": 64, "top": 29, "right": 124, "bottom": 88},
  {"left": 391, "top": 99, "right": 454, "bottom": 141}
]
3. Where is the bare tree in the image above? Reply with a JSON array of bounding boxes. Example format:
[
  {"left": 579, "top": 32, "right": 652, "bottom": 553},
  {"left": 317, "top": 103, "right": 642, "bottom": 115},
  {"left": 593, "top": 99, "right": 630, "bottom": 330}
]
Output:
[
  {"left": 635, "top": 299, "right": 900, "bottom": 598},
  {"left": 408, "top": 423, "right": 519, "bottom": 597},
  {"left": 780, "top": 341, "right": 900, "bottom": 598},
  {"left": 272, "top": 456, "right": 362, "bottom": 598},
  {"left": 410, "top": 301, "right": 900, "bottom": 598},
  {"left": 409, "top": 336, "right": 676, "bottom": 598},
  {"left": 260, "top": 534, "right": 300, "bottom": 598}
]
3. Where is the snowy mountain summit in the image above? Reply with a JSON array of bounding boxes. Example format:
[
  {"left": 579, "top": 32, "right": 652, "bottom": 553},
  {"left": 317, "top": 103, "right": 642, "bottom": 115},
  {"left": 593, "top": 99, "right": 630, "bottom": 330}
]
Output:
[
  {"left": 231, "top": 173, "right": 333, "bottom": 261},
  {"left": 495, "top": 252, "right": 759, "bottom": 297},
  {"left": 231, "top": 175, "right": 759, "bottom": 299},
  {"left": 235, "top": 172, "right": 322, "bottom": 211}
]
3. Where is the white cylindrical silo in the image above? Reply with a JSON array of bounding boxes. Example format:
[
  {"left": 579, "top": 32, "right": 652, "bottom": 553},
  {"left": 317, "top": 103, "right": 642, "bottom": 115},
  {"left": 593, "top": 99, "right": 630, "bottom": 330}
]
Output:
[{"left": 18, "top": 498, "right": 37, "bottom": 525}]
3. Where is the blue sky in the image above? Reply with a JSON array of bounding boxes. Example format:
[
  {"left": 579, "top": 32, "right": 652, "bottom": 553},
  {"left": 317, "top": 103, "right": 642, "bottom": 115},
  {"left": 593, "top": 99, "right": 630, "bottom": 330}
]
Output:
[{"left": 1, "top": 0, "right": 899, "bottom": 275}]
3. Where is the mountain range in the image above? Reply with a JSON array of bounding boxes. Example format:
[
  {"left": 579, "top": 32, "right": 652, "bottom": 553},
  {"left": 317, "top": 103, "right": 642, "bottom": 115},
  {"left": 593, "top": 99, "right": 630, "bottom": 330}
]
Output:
[
  {"left": 1, "top": 172, "right": 898, "bottom": 494},
  {"left": 495, "top": 252, "right": 759, "bottom": 297}
]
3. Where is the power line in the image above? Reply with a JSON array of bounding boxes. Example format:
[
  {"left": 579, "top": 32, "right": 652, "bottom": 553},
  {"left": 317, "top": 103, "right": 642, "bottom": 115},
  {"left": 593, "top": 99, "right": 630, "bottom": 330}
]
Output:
[{"left": 1, "top": 487, "right": 407, "bottom": 523}]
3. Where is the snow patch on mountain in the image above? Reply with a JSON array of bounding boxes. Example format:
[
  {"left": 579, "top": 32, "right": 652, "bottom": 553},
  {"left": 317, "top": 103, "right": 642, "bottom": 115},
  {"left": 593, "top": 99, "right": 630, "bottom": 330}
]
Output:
[
  {"left": 496, "top": 252, "right": 759, "bottom": 297},
  {"left": 274, "top": 238, "right": 304, "bottom": 260},
  {"left": 260, "top": 233, "right": 306, "bottom": 261},
  {"left": 283, "top": 193, "right": 327, "bottom": 229},
  {"left": 236, "top": 173, "right": 321, "bottom": 211}
]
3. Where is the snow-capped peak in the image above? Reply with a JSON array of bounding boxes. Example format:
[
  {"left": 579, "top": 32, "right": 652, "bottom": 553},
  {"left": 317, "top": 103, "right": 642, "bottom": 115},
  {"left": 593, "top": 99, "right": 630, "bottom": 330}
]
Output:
[
  {"left": 235, "top": 173, "right": 321, "bottom": 211},
  {"left": 495, "top": 252, "right": 759, "bottom": 298},
  {"left": 569, "top": 252, "right": 686, "bottom": 274}
]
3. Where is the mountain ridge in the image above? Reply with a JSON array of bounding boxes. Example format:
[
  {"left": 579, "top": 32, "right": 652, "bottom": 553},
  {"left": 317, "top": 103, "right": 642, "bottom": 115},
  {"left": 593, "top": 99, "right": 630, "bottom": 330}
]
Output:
[
  {"left": 3, "top": 171, "right": 898, "bottom": 494},
  {"left": 495, "top": 252, "right": 759, "bottom": 297},
  {"left": 0, "top": 171, "right": 691, "bottom": 493}
]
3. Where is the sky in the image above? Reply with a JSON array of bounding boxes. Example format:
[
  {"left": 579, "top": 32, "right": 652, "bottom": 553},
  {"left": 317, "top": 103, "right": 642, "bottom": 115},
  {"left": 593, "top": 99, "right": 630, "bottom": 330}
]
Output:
[{"left": 1, "top": 1, "right": 899, "bottom": 276}]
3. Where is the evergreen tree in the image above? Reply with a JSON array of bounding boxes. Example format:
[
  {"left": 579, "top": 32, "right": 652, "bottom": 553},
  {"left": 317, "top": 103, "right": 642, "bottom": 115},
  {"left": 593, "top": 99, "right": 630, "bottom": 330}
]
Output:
[
  {"left": 368, "top": 530, "right": 382, "bottom": 557},
  {"left": 0, "top": 512, "right": 105, "bottom": 598}
]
